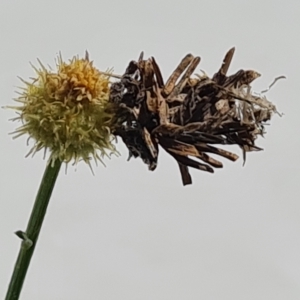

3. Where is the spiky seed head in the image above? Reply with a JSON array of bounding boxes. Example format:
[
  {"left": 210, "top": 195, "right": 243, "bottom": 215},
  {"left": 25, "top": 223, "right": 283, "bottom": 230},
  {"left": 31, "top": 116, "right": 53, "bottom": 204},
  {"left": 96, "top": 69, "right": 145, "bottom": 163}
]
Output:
[{"left": 10, "top": 53, "right": 117, "bottom": 165}]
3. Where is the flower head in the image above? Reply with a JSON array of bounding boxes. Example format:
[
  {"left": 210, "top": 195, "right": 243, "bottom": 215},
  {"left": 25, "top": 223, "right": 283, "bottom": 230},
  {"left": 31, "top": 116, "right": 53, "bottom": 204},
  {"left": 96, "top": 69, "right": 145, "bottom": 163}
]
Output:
[
  {"left": 11, "top": 52, "right": 117, "bottom": 165},
  {"left": 109, "top": 49, "right": 279, "bottom": 185}
]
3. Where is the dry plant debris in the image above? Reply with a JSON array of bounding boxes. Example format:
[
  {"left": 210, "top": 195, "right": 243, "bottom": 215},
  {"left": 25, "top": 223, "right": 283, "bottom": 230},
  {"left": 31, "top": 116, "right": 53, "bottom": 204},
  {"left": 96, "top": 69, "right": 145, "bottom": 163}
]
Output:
[{"left": 109, "top": 48, "right": 279, "bottom": 185}]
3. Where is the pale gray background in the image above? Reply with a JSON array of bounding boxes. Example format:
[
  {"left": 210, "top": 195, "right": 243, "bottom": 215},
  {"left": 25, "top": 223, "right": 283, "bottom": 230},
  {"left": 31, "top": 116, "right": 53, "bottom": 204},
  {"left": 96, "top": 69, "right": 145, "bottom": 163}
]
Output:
[{"left": 1, "top": 0, "right": 300, "bottom": 299}]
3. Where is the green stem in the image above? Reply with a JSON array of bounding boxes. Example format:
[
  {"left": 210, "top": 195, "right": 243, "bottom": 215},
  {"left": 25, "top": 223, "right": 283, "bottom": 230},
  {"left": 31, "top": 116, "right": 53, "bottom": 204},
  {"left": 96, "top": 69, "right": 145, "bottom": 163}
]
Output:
[{"left": 5, "top": 159, "right": 62, "bottom": 300}]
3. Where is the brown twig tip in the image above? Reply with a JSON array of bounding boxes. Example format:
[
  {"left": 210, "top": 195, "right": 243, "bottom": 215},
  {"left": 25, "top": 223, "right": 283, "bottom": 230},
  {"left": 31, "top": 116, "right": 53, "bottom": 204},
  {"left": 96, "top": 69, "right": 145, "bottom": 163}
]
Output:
[{"left": 109, "top": 49, "right": 280, "bottom": 185}]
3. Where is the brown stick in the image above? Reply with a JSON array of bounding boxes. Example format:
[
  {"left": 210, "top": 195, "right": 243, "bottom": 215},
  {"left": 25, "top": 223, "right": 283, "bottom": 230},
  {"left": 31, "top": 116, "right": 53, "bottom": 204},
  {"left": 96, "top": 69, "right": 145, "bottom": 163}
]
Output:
[{"left": 162, "top": 54, "right": 194, "bottom": 97}]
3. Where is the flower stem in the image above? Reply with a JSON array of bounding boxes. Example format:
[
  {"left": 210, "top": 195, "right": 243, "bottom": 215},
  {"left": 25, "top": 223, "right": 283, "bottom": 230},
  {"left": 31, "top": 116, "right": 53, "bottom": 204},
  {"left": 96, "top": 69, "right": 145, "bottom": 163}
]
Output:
[{"left": 5, "top": 159, "right": 62, "bottom": 300}]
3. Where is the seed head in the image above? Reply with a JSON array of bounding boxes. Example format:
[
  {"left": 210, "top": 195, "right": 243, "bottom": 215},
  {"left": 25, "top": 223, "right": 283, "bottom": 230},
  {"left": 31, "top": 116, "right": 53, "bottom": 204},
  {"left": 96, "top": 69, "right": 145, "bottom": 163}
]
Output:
[{"left": 11, "top": 53, "right": 117, "bottom": 165}]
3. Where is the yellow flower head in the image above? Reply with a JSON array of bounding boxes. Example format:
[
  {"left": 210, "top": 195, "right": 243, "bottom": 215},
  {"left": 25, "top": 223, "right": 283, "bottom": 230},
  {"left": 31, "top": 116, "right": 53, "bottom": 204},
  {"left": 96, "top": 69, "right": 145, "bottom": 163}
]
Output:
[{"left": 11, "top": 52, "right": 117, "bottom": 165}]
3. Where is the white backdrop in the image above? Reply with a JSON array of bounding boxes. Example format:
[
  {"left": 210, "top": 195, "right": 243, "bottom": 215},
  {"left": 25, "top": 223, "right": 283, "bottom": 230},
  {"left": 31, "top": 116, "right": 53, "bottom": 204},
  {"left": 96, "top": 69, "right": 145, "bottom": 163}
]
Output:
[{"left": 1, "top": 0, "right": 300, "bottom": 299}]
